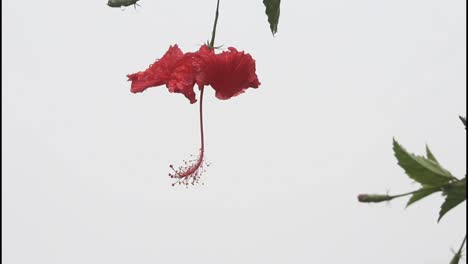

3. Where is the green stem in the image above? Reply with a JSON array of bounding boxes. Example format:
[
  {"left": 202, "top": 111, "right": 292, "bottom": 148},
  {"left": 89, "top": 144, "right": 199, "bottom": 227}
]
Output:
[
  {"left": 389, "top": 188, "right": 435, "bottom": 199},
  {"left": 390, "top": 180, "right": 461, "bottom": 200},
  {"left": 457, "top": 235, "right": 467, "bottom": 255},
  {"left": 208, "top": 0, "right": 220, "bottom": 49},
  {"left": 450, "top": 235, "right": 466, "bottom": 264}
]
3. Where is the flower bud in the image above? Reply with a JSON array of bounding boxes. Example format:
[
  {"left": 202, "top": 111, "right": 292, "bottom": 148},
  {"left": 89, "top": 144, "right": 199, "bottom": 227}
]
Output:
[{"left": 357, "top": 194, "right": 393, "bottom": 203}]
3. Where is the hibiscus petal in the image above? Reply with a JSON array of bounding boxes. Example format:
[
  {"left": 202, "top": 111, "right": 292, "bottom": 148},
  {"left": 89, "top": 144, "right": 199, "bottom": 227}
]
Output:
[
  {"left": 196, "top": 46, "right": 215, "bottom": 86},
  {"left": 204, "top": 47, "right": 260, "bottom": 100},
  {"left": 127, "top": 72, "right": 165, "bottom": 93},
  {"left": 127, "top": 45, "right": 184, "bottom": 93},
  {"left": 167, "top": 56, "right": 198, "bottom": 104}
]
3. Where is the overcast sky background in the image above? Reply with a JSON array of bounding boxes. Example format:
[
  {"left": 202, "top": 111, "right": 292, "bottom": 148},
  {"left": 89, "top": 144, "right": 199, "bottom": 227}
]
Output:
[{"left": 3, "top": 0, "right": 466, "bottom": 263}]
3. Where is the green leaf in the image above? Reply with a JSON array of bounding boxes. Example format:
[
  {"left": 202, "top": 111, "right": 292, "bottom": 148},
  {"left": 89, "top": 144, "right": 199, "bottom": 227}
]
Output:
[
  {"left": 107, "top": 0, "right": 139, "bottom": 8},
  {"left": 406, "top": 187, "right": 440, "bottom": 207},
  {"left": 393, "top": 139, "right": 454, "bottom": 186},
  {"left": 263, "top": 0, "right": 281, "bottom": 35},
  {"left": 459, "top": 116, "right": 466, "bottom": 129},
  {"left": 438, "top": 178, "right": 466, "bottom": 222},
  {"left": 450, "top": 252, "right": 462, "bottom": 264},
  {"left": 425, "top": 145, "right": 439, "bottom": 164}
]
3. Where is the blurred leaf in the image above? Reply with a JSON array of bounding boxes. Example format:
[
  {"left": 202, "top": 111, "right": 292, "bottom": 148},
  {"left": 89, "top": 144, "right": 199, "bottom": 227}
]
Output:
[
  {"left": 439, "top": 178, "right": 466, "bottom": 222},
  {"left": 107, "top": 0, "right": 139, "bottom": 8},
  {"left": 406, "top": 187, "right": 440, "bottom": 207},
  {"left": 450, "top": 252, "right": 462, "bottom": 264},
  {"left": 459, "top": 116, "right": 466, "bottom": 129},
  {"left": 393, "top": 139, "right": 454, "bottom": 186},
  {"left": 263, "top": 0, "right": 281, "bottom": 35},
  {"left": 450, "top": 236, "right": 467, "bottom": 264},
  {"left": 425, "top": 145, "right": 439, "bottom": 164}
]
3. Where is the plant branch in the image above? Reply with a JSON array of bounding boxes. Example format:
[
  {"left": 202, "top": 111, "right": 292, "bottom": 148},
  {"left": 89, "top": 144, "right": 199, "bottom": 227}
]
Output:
[{"left": 208, "top": 0, "right": 220, "bottom": 49}]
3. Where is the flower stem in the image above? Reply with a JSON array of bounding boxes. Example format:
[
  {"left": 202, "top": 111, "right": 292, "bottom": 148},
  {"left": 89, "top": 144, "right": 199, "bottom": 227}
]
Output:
[
  {"left": 169, "top": 0, "right": 221, "bottom": 186},
  {"left": 209, "top": 0, "right": 220, "bottom": 49},
  {"left": 199, "top": 87, "right": 205, "bottom": 155},
  {"left": 450, "top": 235, "right": 466, "bottom": 264},
  {"left": 456, "top": 235, "right": 467, "bottom": 256},
  {"left": 389, "top": 189, "right": 427, "bottom": 199},
  {"left": 358, "top": 187, "right": 440, "bottom": 203}
]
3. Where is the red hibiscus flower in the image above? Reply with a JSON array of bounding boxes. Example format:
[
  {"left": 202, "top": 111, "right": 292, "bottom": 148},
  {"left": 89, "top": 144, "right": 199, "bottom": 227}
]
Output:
[
  {"left": 128, "top": 44, "right": 260, "bottom": 185},
  {"left": 128, "top": 45, "right": 260, "bottom": 102}
]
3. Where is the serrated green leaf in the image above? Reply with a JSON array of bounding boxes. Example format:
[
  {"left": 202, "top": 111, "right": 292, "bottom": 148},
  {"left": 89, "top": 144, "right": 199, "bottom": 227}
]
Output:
[
  {"left": 459, "top": 116, "right": 466, "bottom": 128},
  {"left": 406, "top": 187, "right": 440, "bottom": 207},
  {"left": 393, "top": 139, "right": 454, "bottom": 186},
  {"left": 425, "top": 145, "right": 439, "bottom": 164},
  {"left": 263, "top": 0, "right": 281, "bottom": 35},
  {"left": 438, "top": 178, "right": 466, "bottom": 222}
]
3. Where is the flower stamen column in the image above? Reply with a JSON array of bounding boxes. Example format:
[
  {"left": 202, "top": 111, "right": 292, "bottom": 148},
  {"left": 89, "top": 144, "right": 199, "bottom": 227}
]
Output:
[{"left": 169, "top": 87, "right": 206, "bottom": 186}]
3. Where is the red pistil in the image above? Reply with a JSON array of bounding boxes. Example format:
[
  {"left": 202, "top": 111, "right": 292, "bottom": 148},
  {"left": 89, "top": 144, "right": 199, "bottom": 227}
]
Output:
[{"left": 168, "top": 87, "right": 207, "bottom": 186}]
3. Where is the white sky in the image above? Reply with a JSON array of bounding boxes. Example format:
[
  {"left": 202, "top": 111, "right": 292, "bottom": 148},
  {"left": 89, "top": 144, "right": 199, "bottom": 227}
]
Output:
[{"left": 2, "top": 0, "right": 466, "bottom": 263}]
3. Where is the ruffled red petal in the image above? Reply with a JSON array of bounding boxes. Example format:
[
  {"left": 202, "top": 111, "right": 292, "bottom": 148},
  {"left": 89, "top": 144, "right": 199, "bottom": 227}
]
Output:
[
  {"left": 202, "top": 47, "right": 260, "bottom": 100},
  {"left": 127, "top": 45, "right": 183, "bottom": 93},
  {"left": 166, "top": 55, "right": 198, "bottom": 104},
  {"left": 192, "top": 45, "right": 216, "bottom": 87}
]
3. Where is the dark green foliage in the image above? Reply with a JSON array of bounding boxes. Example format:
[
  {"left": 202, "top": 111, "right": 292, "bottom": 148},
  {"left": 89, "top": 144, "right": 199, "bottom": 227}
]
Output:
[
  {"left": 450, "top": 253, "right": 461, "bottom": 264},
  {"left": 426, "top": 145, "right": 440, "bottom": 164},
  {"left": 439, "top": 178, "right": 467, "bottom": 222},
  {"left": 393, "top": 139, "right": 466, "bottom": 221},
  {"left": 361, "top": 117, "right": 466, "bottom": 263},
  {"left": 393, "top": 139, "right": 455, "bottom": 186},
  {"left": 263, "top": 0, "right": 280, "bottom": 35},
  {"left": 107, "top": 0, "right": 139, "bottom": 8},
  {"left": 459, "top": 116, "right": 466, "bottom": 128},
  {"left": 406, "top": 187, "right": 440, "bottom": 207}
]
